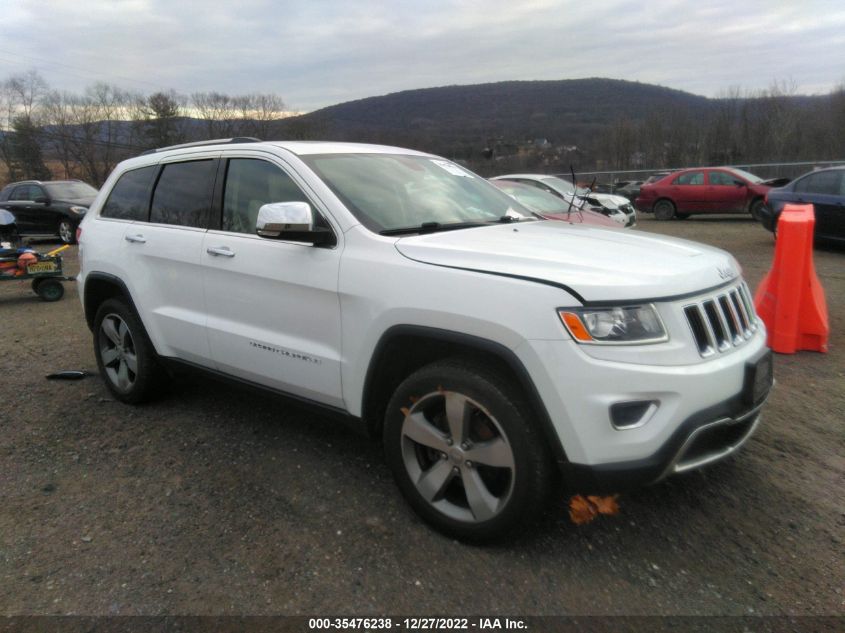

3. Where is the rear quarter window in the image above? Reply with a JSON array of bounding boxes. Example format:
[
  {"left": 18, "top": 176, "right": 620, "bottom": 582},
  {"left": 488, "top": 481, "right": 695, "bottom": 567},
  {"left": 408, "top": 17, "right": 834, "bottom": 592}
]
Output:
[{"left": 101, "top": 166, "right": 157, "bottom": 221}]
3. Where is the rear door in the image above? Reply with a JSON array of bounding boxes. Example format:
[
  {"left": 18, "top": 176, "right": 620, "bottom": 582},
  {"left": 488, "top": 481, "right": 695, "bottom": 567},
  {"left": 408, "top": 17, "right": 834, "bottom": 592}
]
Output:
[
  {"left": 121, "top": 155, "right": 218, "bottom": 365},
  {"left": 668, "top": 171, "right": 706, "bottom": 212},
  {"left": 705, "top": 170, "right": 747, "bottom": 212},
  {"left": 201, "top": 154, "right": 344, "bottom": 407}
]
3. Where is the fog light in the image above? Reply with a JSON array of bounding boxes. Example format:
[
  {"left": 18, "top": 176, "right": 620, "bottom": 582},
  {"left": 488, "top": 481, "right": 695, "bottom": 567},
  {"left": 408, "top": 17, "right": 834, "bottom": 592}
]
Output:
[{"left": 610, "top": 400, "right": 658, "bottom": 430}]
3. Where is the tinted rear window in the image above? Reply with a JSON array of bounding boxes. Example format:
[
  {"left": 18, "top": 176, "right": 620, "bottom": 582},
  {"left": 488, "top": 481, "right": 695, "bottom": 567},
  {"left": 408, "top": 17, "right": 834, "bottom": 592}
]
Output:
[
  {"left": 150, "top": 160, "right": 216, "bottom": 228},
  {"left": 101, "top": 166, "right": 156, "bottom": 221}
]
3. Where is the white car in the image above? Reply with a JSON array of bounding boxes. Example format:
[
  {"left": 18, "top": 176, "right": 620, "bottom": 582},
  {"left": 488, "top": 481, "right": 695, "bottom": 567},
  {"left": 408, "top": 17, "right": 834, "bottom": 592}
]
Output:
[
  {"left": 491, "top": 173, "right": 637, "bottom": 227},
  {"left": 78, "top": 139, "right": 772, "bottom": 542}
]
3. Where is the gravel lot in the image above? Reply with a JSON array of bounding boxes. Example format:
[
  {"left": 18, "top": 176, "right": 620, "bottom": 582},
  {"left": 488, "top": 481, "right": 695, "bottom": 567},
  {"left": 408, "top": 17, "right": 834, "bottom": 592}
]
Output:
[{"left": 0, "top": 215, "right": 842, "bottom": 617}]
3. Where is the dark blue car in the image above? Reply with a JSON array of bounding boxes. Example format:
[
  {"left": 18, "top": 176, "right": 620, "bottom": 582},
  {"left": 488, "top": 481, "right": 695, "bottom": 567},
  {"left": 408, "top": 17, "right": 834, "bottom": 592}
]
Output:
[{"left": 759, "top": 167, "right": 845, "bottom": 242}]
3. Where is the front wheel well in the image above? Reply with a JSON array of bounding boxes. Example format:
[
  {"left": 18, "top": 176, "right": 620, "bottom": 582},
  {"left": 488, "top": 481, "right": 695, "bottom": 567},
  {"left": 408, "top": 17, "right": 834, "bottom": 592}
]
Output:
[
  {"left": 361, "top": 326, "right": 568, "bottom": 464},
  {"left": 748, "top": 196, "right": 765, "bottom": 212}
]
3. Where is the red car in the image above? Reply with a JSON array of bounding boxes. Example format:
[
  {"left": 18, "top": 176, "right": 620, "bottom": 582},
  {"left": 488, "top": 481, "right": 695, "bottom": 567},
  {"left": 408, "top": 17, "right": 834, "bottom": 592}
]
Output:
[{"left": 635, "top": 167, "right": 786, "bottom": 221}]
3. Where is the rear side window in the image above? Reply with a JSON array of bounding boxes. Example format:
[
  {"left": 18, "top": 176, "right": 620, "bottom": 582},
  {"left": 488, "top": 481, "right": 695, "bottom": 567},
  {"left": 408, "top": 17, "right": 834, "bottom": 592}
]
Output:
[
  {"left": 101, "top": 166, "right": 156, "bottom": 221},
  {"left": 673, "top": 172, "right": 704, "bottom": 185},
  {"left": 150, "top": 160, "right": 216, "bottom": 228},
  {"left": 222, "top": 159, "right": 311, "bottom": 233}
]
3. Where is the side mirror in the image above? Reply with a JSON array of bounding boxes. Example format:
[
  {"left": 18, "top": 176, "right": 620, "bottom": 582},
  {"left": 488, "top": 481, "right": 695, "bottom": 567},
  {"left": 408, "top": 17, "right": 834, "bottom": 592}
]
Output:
[
  {"left": 735, "top": 181, "right": 746, "bottom": 187},
  {"left": 34, "top": 196, "right": 50, "bottom": 204},
  {"left": 256, "top": 202, "right": 334, "bottom": 246}
]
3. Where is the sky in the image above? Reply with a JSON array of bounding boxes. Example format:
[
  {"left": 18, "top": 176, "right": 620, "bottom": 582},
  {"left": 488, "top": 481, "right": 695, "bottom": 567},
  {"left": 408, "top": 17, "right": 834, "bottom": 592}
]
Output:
[{"left": 0, "top": 0, "right": 844, "bottom": 112}]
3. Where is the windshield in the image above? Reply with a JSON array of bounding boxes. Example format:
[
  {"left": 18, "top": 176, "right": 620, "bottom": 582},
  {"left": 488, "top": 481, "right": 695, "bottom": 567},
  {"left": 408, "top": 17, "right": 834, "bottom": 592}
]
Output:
[
  {"left": 542, "top": 176, "right": 590, "bottom": 196},
  {"left": 44, "top": 182, "right": 98, "bottom": 200},
  {"left": 728, "top": 168, "right": 763, "bottom": 184},
  {"left": 302, "top": 153, "right": 533, "bottom": 233},
  {"left": 494, "top": 181, "right": 570, "bottom": 213}
]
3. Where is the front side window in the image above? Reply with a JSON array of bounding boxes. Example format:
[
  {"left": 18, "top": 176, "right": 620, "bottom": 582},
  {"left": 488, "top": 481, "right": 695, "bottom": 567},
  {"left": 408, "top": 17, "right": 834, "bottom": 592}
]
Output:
[
  {"left": 222, "top": 159, "right": 311, "bottom": 233},
  {"left": 673, "top": 171, "right": 704, "bottom": 186},
  {"left": 709, "top": 171, "right": 741, "bottom": 186},
  {"left": 11, "top": 185, "right": 42, "bottom": 201},
  {"left": 302, "top": 153, "right": 531, "bottom": 232},
  {"left": 796, "top": 170, "right": 843, "bottom": 196},
  {"left": 101, "top": 166, "right": 157, "bottom": 221},
  {"left": 150, "top": 160, "right": 216, "bottom": 228}
]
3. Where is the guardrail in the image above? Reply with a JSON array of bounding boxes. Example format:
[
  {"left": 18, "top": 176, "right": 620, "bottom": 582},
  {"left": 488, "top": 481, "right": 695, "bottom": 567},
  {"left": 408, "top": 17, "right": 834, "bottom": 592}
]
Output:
[{"left": 555, "top": 160, "right": 845, "bottom": 193}]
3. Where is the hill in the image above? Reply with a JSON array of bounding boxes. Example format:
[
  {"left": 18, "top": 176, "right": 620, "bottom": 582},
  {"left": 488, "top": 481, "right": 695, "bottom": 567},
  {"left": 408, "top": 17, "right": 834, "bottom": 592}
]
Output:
[{"left": 275, "top": 78, "right": 713, "bottom": 154}]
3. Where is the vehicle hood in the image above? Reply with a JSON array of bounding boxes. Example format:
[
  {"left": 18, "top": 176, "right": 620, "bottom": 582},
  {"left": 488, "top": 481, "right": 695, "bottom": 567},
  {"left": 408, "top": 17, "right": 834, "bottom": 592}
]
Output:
[
  {"left": 586, "top": 193, "right": 632, "bottom": 209},
  {"left": 761, "top": 177, "right": 790, "bottom": 188},
  {"left": 394, "top": 221, "right": 739, "bottom": 303},
  {"left": 56, "top": 195, "right": 96, "bottom": 207}
]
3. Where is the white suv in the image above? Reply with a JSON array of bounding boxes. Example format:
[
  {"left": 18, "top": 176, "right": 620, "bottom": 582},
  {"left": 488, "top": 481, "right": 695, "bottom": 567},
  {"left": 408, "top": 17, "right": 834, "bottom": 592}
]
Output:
[{"left": 78, "top": 139, "right": 773, "bottom": 541}]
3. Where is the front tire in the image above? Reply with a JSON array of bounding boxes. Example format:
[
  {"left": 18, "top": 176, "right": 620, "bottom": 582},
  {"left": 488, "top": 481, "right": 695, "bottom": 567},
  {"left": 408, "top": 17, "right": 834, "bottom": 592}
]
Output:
[
  {"left": 383, "top": 359, "right": 554, "bottom": 542},
  {"left": 58, "top": 219, "right": 76, "bottom": 244},
  {"left": 653, "top": 199, "right": 676, "bottom": 221},
  {"left": 750, "top": 198, "right": 766, "bottom": 221},
  {"left": 93, "top": 298, "right": 165, "bottom": 404}
]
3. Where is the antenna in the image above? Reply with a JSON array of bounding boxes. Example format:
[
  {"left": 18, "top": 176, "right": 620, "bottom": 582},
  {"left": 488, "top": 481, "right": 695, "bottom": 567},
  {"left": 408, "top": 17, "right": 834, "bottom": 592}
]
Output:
[{"left": 569, "top": 165, "right": 589, "bottom": 222}]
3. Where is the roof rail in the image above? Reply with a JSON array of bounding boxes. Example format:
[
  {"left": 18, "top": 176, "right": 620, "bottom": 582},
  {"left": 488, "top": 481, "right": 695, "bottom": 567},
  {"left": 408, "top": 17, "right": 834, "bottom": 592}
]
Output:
[{"left": 140, "top": 137, "right": 261, "bottom": 156}]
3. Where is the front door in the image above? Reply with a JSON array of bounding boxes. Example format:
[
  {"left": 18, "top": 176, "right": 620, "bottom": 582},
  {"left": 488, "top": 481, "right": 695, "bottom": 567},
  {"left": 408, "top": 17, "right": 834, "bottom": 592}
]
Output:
[
  {"left": 201, "top": 156, "right": 344, "bottom": 408},
  {"left": 795, "top": 170, "right": 844, "bottom": 239},
  {"left": 705, "top": 170, "right": 748, "bottom": 212}
]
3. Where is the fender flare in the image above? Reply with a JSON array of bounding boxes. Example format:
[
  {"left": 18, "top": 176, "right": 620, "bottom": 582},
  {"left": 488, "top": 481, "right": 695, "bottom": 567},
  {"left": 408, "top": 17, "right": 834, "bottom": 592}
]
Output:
[{"left": 362, "top": 324, "right": 569, "bottom": 465}]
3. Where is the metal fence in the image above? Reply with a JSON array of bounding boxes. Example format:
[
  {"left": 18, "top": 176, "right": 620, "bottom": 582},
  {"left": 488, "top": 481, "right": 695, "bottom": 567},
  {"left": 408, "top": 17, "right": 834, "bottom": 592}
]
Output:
[{"left": 556, "top": 160, "right": 845, "bottom": 194}]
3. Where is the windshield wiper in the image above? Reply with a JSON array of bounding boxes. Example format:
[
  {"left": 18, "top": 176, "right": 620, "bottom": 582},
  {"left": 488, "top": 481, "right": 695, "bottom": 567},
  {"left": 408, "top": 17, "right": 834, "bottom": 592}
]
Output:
[{"left": 379, "top": 221, "right": 490, "bottom": 236}]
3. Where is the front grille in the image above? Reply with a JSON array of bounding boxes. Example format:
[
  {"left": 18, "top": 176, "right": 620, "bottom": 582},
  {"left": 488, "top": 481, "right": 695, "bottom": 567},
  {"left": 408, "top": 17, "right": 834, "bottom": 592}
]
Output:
[{"left": 684, "top": 283, "right": 758, "bottom": 357}]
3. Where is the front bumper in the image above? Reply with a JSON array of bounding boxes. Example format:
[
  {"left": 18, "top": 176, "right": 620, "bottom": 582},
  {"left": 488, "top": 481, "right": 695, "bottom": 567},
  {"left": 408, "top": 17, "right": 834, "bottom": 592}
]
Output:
[
  {"left": 518, "top": 328, "right": 771, "bottom": 491},
  {"left": 559, "top": 394, "right": 767, "bottom": 492}
]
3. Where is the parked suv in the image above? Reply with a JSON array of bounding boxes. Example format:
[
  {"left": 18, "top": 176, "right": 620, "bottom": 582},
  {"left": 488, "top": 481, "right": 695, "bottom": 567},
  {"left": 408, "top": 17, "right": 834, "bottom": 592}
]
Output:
[
  {"left": 78, "top": 139, "right": 773, "bottom": 541},
  {"left": 0, "top": 179, "right": 97, "bottom": 244}
]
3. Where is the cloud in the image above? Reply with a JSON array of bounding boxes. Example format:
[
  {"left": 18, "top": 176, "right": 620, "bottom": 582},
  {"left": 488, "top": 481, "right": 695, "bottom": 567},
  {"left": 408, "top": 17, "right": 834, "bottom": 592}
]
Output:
[{"left": 0, "top": 0, "right": 842, "bottom": 111}]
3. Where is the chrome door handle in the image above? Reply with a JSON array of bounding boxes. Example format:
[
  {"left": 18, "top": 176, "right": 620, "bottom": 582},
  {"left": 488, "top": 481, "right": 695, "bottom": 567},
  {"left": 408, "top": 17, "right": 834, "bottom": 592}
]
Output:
[
  {"left": 125, "top": 234, "right": 146, "bottom": 243},
  {"left": 206, "top": 246, "right": 235, "bottom": 257}
]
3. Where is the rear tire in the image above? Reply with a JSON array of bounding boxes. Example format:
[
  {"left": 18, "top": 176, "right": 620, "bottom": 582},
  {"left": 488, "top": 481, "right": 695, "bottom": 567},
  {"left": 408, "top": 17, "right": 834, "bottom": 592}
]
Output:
[
  {"left": 93, "top": 298, "right": 165, "bottom": 404},
  {"left": 653, "top": 199, "right": 676, "bottom": 221},
  {"left": 383, "top": 359, "right": 554, "bottom": 542}
]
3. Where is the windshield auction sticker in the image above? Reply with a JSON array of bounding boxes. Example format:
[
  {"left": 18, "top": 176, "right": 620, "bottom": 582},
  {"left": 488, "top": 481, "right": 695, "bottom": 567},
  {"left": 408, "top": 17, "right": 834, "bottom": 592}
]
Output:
[{"left": 431, "top": 159, "right": 474, "bottom": 177}]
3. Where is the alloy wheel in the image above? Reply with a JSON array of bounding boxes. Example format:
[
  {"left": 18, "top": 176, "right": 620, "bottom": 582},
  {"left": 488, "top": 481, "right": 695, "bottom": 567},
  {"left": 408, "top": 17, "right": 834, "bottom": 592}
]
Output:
[
  {"left": 400, "top": 390, "right": 516, "bottom": 523},
  {"left": 99, "top": 313, "right": 138, "bottom": 392},
  {"left": 59, "top": 221, "right": 74, "bottom": 244}
]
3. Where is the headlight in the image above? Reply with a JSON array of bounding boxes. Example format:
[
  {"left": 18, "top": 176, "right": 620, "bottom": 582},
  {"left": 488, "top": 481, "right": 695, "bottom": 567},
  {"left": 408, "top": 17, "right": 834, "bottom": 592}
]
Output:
[
  {"left": 69, "top": 206, "right": 87, "bottom": 214},
  {"left": 558, "top": 304, "right": 668, "bottom": 344}
]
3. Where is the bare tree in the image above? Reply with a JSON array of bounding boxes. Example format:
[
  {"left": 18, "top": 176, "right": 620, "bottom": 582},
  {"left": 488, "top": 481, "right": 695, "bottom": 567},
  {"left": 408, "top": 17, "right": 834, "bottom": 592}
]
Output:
[{"left": 0, "top": 70, "right": 50, "bottom": 180}]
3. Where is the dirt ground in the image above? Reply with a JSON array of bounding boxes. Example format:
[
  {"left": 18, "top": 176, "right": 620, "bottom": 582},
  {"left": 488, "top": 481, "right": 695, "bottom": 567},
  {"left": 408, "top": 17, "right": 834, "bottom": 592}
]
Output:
[{"left": 0, "top": 215, "right": 842, "bottom": 617}]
